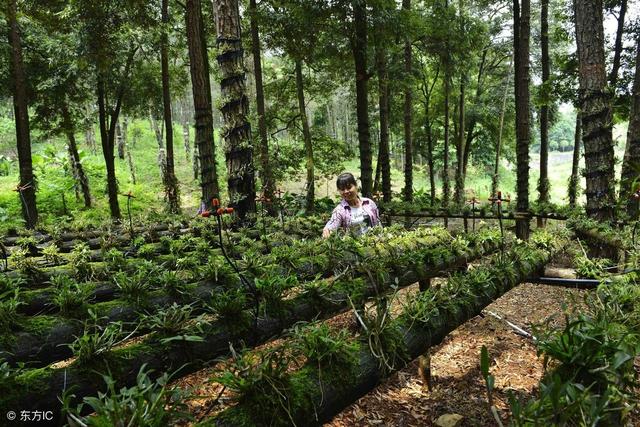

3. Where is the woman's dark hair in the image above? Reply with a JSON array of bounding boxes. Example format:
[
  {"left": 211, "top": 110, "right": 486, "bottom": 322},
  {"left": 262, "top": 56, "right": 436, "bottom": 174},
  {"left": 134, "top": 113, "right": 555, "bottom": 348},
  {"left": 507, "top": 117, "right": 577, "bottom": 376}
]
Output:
[{"left": 336, "top": 172, "right": 357, "bottom": 190}]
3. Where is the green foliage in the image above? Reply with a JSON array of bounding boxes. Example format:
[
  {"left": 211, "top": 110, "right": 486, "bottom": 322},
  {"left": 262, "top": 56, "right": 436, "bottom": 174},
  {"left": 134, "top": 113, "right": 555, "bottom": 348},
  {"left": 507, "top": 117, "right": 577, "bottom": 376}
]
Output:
[
  {"left": 254, "top": 275, "right": 298, "bottom": 316},
  {"left": 69, "top": 242, "right": 94, "bottom": 280},
  {"left": 0, "top": 274, "right": 25, "bottom": 295},
  {"left": 0, "top": 289, "right": 22, "bottom": 332},
  {"left": 574, "top": 256, "right": 613, "bottom": 279},
  {"left": 207, "top": 288, "right": 247, "bottom": 322},
  {"left": 213, "top": 345, "right": 300, "bottom": 426},
  {"left": 8, "top": 248, "right": 41, "bottom": 277},
  {"left": 141, "top": 303, "right": 205, "bottom": 344},
  {"left": 113, "top": 270, "right": 152, "bottom": 306},
  {"left": 51, "top": 275, "right": 91, "bottom": 317},
  {"left": 68, "top": 314, "right": 124, "bottom": 366},
  {"left": 355, "top": 295, "right": 408, "bottom": 375},
  {"left": 510, "top": 275, "right": 640, "bottom": 425},
  {"left": 42, "top": 244, "right": 63, "bottom": 265},
  {"left": 291, "top": 322, "right": 358, "bottom": 369},
  {"left": 103, "top": 248, "right": 127, "bottom": 272},
  {"left": 65, "top": 365, "right": 192, "bottom": 426}
]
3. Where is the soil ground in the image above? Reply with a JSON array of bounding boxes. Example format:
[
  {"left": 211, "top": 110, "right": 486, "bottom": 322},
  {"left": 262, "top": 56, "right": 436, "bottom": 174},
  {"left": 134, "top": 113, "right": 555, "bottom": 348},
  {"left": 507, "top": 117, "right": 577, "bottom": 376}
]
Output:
[{"left": 326, "top": 282, "right": 588, "bottom": 427}]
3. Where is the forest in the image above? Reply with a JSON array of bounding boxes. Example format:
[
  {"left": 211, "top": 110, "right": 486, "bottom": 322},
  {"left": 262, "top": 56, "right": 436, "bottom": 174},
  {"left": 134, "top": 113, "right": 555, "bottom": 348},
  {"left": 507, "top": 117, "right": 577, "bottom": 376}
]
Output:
[{"left": 1, "top": 0, "right": 639, "bottom": 425}]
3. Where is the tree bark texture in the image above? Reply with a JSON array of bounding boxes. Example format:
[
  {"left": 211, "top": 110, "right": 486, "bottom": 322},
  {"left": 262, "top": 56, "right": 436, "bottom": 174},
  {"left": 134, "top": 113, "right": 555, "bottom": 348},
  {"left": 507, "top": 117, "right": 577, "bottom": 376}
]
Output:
[
  {"left": 402, "top": 0, "right": 413, "bottom": 202},
  {"left": 161, "top": 0, "right": 181, "bottom": 213},
  {"left": 6, "top": 0, "right": 38, "bottom": 228},
  {"left": 186, "top": 0, "right": 220, "bottom": 206},
  {"left": 62, "top": 104, "right": 92, "bottom": 208},
  {"left": 214, "top": 0, "right": 256, "bottom": 218},
  {"left": 376, "top": 45, "right": 391, "bottom": 203},
  {"left": 514, "top": 0, "right": 530, "bottom": 239},
  {"left": 249, "top": 0, "right": 275, "bottom": 213},
  {"left": 115, "top": 120, "right": 125, "bottom": 160},
  {"left": 352, "top": 0, "right": 372, "bottom": 197},
  {"left": 568, "top": 111, "right": 581, "bottom": 207},
  {"left": 454, "top": 78, "right": 465, "bottom": 206},
  {"left": 295, "top": 60, "right": 315, "bottom": 213},
  {"left": 538, "top": 0, "right": 550, "bottom": 205},
  {"left": 575, "top": 0, "right": 616, "bottom": 221},
  {"left": 620, "top": 35, "right": 640, "bottom": 217},
  {"left": 182, "top": 119, "right": 191, "bottom": 162},
  {"left": 97, "top": 78, "right": 121, "bottom": 219},
  {"left": 609, "top": 0, "right": 627, "bottom": 88}
]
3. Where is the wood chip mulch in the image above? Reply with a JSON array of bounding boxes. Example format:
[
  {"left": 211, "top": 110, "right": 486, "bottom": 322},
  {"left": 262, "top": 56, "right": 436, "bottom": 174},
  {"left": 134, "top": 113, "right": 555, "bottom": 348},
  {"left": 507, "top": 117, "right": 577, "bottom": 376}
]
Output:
[{"left": 326, "top": 283, "right": 589, "bottom": 427}]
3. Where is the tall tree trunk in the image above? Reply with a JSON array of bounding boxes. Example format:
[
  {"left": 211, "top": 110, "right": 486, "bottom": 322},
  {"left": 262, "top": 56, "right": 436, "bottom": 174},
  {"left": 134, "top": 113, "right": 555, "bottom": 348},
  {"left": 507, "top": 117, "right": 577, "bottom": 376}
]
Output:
[
  {"left": 454, "top": 78, "right": 465, "bottom": 206},
  {"left": 538, "top": 0, "right": 550, "bottom": 206},
  {"left": 443, "top": 71, "right": 451, "bottom": 221},
  {"left": 6, "top": 0, "right": 37, "bottom": 228},
  {"left": 376, "top": 45, "right": 391, "bottom": 203},
  {"left": 492, "top": 61, "right": 512, "bottom": 197},
  {"left": 249, "top": 0, "right": 275, "bottom": 213},
  {"left": 97, "top": 78, "right": 121, "bottom": 219},
  {"left": 214, "top": 0, "right": 256, "bottom": 219},
  {"left": 186, "top": 0, "right": 219, "bottom": 206},
  {"left": 126, "top": 141, "right": 136, "bottom": 185},
  {"left": 609, "top": 0, "right": 627, "bottom": 88},
  {"left": 568, "top": 111, "right": 581, "bottom": 207},
  {"left": 161, "top": 0, "right": 181, "bottom": 213},
  {"left": 352, "top": 0, "right": 372, "bottom": 197},
  {"left": 402, "top": 0, "right": 413, "bottom": 202},
  {"left": 575, "top": 0, "right": 616, "bottom": 221},
  {"left": 620, "top": 35, "right": 640, "bottom": 217},
  {"left": 182, "top": 116, "right": 191, "bottom": 162},
  {"left": 62, "top": 104, "right": 91, "bottom": 208},
  {"left": 514, "top": 0, "right": 531, "bottom": 239},
  {"left": 453, "top": 0, "right": 465, "bottom": 207},
  {"left": 462, "top": 49, "right": 487, "bottom": 181},
  {"left": 295, "top": 60, "right": 315, "bottom": 213},
  {"left": 116, "top": 120, "right": 125, "bottom": 160}
]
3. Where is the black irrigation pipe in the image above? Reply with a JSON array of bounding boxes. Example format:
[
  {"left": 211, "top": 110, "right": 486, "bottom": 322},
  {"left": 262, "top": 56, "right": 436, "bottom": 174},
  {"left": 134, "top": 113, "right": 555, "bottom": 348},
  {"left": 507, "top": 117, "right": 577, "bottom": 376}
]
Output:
[
  {"left": 530, "top": 276, "right": 601, "bottom": 289},
  {"left": 0, "top": 239, "right": 500, "bottom": 423}
]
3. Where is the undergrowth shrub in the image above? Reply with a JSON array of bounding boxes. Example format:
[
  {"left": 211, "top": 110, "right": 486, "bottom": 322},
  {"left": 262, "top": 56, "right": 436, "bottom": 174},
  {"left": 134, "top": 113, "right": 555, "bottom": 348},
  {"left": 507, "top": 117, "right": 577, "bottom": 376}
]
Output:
[
  {"left": 51, "top": 275, "right": 91, "bottom": 317},
  {"left": 64, "top": 365, "right": 192, "bottom": 426}
]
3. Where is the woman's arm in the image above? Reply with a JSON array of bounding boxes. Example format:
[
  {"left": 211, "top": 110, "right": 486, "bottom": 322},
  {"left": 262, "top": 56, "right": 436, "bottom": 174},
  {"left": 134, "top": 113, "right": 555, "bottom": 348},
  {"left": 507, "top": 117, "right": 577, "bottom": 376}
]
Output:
[{"left": 323, "top": 206, "right": 344, "bottom": 237}]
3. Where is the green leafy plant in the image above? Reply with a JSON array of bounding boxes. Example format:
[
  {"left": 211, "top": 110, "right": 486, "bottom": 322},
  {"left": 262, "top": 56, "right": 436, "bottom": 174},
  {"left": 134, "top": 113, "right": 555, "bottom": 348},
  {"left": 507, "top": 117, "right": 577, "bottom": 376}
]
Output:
[
  {"left": 42, "top": 244, "right": 63, "bottom": 265},
  {"left": 103, "top": 248, "right": 127, "bottom": 272},
  {"left": 214, "top": 345, "right": 299, "bottom": 425},
  {"left": 207, "top": 288, "right": 247, "bottom": 322},
  {"left": 15, "top": 236, "right": 38, "bottom": 254},
  {"left": 113, "top": 271, "right": 152, "bottom": 306},
  {"left": 51, "top": 275, "right": 91, "bottom": 317},
  {"left": 136, "top": 243, "right": 157, "bottom": 260},
  {"left": 353, "top": 295, "right": 407, "bottom": 375},
  {"left": 291, "top": 322, "right": 357, "bottom": 369},
  {"left": 69, "top": 242, "right": 93, "bottom": 280},
  {"left": 68, "top": 314, "right": 125, "bottom": 366},
  {"left": 255, "top": 275, "right": 298, "bottom": 316},
  {"left": 64, "top": 365, "right": 193, "bottom": 426},
  {"left": 0, "top": 275, "right": 25, "bottom": 295},
  {"left": 141, "top": 303, "right": 205, "bottom": 344},
  {"left": 574, "top": 255, "right": 614, "bottom": 279},
  {"left": 8, "top": 248, "right": 41, "bottom": 276},
  {"left": 0, "top": 289, "right": 21, "bottom": 332}
]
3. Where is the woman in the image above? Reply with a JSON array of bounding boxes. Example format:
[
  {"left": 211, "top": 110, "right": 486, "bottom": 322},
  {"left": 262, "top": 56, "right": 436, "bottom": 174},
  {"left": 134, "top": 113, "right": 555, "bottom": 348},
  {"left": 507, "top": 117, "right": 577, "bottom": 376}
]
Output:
[{"left": 322, "top": 172, "right": 381, "bottom": 238}]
